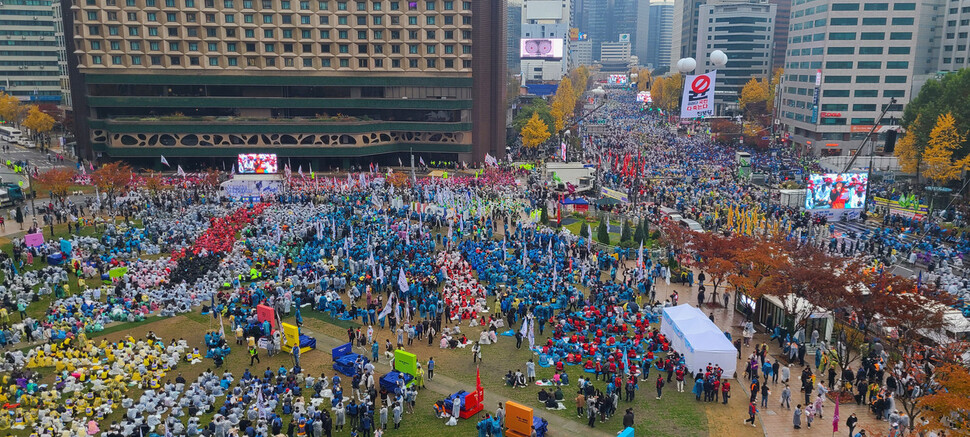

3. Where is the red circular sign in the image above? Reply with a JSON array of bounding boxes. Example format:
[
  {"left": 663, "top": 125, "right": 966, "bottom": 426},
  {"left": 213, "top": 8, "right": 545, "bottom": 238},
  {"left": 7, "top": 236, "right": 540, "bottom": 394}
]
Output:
[{"left": 691, "top": 75, "right": 711, "bottom": 94}]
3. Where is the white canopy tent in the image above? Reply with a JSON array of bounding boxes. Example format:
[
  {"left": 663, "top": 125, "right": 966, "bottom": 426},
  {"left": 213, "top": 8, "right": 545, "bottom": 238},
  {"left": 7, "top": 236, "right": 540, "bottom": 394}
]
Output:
[{"left": 661, "top": 305, "right": 737, "bottom": 377}]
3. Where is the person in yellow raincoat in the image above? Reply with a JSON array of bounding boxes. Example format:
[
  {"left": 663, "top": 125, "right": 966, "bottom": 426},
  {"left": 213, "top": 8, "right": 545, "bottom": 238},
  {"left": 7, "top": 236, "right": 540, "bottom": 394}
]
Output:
[{"left": 414, "top": 363, "right": 425, "bottom": 389}]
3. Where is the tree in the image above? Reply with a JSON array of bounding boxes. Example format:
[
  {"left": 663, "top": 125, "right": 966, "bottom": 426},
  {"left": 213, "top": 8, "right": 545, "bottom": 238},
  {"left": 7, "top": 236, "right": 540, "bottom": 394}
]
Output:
[
  {"left": 692, "top": 232, "right": 744, "bottom": 299},
  {"left": 34, "top": 167, "right": 76, "bottom": 203},
  {"left": 726, "top": 236, "right": 787, "bottom": 304},
  {"left": 568, "top": 65, "right": 591, "bottom": 100},
  {"left": 651, "top": 74, "right": 684, "bottom": 114},
  {"left": 923, "top": 112, "right": 970, "bottom": 185},
  {"left": 90, "top": 161, "right": 133, "bottom": 201},
  {"left": 579, "top": 221, "right": 590, "bottom": 239},
  {"left": 901, "top": 67, "right": 970, "bottom": 164},
  {"left": 620, "top": 220, "right": 632, "bottom": 242},
  {"left": 513, "top": 98, "right": 555, "bottom": 137},
  {"left": 597, "top": 220, "right": 610, "bottom": 245},
  {"left": 551, "top": 78, "right": 576, "bottom": 132},
  {"left": 918, "top": 361, "right": 970, "bottom": 434},
  {"left": 539, "top": 203, "right": 549, "bottom": 224},
  {"left": 634, "top": 68, "right": 653, "bottom": 92},
  {"left": 633, "top": 221, "right": 644, "bottom": 244},
  {"left": 0, "top": 92, "right": 25, "bottom": 124},
  {"left": 22, "top": 105, "right": 55, "bottom": 136},
  {"left": 896, "top": 113, "right": 932, "bottom": 178},
  {"left": 520, "top": 112, "right": 551, "bottom": 149},
  {"left": 739, "top": 77, "right": 770, "bottom": 114},
  {"left": 143, "top": 170, "right": 167, "bottom": 195},
  {"left": 771, "top": 242, "right": 844, "bottom": 335}
]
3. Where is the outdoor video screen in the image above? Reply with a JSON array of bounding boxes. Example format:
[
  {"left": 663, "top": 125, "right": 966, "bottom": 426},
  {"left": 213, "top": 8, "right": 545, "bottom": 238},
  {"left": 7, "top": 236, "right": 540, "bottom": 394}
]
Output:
[
  {"left": 804, "top": 173, "right": 868, "bottom": 210},
  {"left": 608, "top": 75, "right": 628, "bottom": 85},
  {"left": 519, "top": 38, "right": 564, "bottom": 59},
  {"left": 237, "top": 153, "right": 279, "bottom": 174}
]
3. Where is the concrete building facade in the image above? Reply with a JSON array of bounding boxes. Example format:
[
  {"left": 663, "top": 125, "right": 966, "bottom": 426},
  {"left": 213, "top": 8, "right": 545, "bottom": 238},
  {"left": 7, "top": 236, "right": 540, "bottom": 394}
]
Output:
[
  {"left": 0, "top": 0, "right": 65, "bottom": 104},
  {"left": 65, "top": 0, "right": 506, "bottom": 165},
  {"left": 695, "top": 0, "right": 775, "bottom": 113},
  {"left": 778, "top": 0, "right": 943, "bottom": 157}
]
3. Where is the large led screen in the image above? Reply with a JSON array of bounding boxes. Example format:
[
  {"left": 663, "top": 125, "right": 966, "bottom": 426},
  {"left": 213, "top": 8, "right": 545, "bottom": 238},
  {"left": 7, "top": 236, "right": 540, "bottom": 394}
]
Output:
[
  {"left": 237, "top": 154, "right": 279, "bottom": 174},
  {"left": 520, "top": 38, "right": 564, "bottom": 59},
  {"left": 804, "top": 173, "right": 868, "bottom": 210}
]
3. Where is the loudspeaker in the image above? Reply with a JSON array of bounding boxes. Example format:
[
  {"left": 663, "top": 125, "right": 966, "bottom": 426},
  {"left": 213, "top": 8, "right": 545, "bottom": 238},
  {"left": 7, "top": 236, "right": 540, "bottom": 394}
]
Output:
[{"left": 884, "top": 129, "right": 898, "bottom": 153}]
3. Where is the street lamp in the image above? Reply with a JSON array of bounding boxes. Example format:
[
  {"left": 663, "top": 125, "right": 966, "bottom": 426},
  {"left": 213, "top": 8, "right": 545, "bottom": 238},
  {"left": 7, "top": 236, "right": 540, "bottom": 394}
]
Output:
[{"left": 676, "top": 57, "right": 696, "bottom": 74}]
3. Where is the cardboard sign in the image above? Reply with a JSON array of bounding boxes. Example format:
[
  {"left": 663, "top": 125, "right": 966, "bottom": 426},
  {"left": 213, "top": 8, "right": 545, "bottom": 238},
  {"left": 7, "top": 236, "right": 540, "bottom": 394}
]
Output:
[
  {"left": 24, "top": 232, "right": 44, "bottom": 247},
  {"left": 505, "top": 401, "right": 533, "bottom": 437},
  {"left": 394, "top": 349, "right": 417, "bottom": 376}
]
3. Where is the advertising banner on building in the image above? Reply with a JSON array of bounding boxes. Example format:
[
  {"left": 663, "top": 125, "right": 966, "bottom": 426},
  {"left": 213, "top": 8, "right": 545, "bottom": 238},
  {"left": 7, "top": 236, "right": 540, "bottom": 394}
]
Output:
[{"left": 680, "top": 71, "right": 717, "bottom": 119}]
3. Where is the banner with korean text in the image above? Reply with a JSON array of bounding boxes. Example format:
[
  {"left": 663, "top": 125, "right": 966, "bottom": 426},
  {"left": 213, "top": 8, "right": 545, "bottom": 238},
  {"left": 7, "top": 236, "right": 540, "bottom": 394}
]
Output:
[{"left": 680, "top": 70, "right": 717, "bottom": 119}]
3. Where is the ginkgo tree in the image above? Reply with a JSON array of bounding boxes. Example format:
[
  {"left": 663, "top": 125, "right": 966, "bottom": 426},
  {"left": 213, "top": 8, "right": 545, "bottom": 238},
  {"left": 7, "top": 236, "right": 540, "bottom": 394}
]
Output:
[
  {"left": 520, "top": 112, "right": 551, "bottom": 149},
  {"left": 923, "top": 112, "right": 970, "bottom": 186},
  {"left": 22, "top": 105, "right": 56, "bottom": 140}
]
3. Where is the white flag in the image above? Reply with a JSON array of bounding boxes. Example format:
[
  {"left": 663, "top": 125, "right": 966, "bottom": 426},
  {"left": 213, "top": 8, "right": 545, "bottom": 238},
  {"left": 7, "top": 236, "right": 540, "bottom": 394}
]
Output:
[
  {"left": 160, "top": 155, "right": 170, "bottom": 167},
  {"left": 398, "top": 268, "right": 409, "bottom": 293},
  {"left": 378, "top": 293, "right": 395, "bottom": 320},
  {"left": 298, "top": 165, "right": 304, "bottom": 178},
  {"left": 176, "top": 165, "right": 186, "bottom": 177}
]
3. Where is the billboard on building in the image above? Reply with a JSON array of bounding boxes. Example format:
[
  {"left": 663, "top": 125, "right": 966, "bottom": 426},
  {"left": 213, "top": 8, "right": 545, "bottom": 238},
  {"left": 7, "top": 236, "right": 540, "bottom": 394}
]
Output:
[
  {"left": 520, "top": 38, "right": 564, "bottom": 59},
  {"left": 618, "top": 34, "right": 631, "bottom": 43},
  {"left": 607, "top": 74, "right": 628, "bottom": 85},
  {"left": 804, "top": 173, "right": 868, "bottom": 210},
  {"left": 569, "top": 28, "right": 588, "bottom": 41},
  {"left": 237, "top": 153, "right": 279, "bottom": 174},
  {"left": 636, "top": 91, "right": 652, "bottom": 103}
]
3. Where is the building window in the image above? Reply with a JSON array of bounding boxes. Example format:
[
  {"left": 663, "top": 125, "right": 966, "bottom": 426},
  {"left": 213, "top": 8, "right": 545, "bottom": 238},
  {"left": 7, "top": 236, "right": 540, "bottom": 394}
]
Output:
[
  {"left": 889, "top": 32, "right": 912, "bottom": 40},
  {"left": 825, "top": 61, "right": 853, "bottom": 69},
  {"left": 228, "top": 57, "right": 238, "bottom": 65},
  {"left": 854, "top": 90, "right": 878, "bottom": 97},
  {"left": 92, "top": 55, "right": 103, "bottom": 64},
  {"left": 303, "top": 57, "right": 312, "bottom": 66},
  {"left": 823, "top": 76, "right": 851, "bottom": 84},
  {"left": 863, "top": 2, "right": 888, "bottom": 10},
  {"left": 321, "top": 58, "right": 331, "bottom": 66},
  {"left": 884, "top": 90, "right": 905, "bottom": 98},
  {"left": 886, "top": 61, "right": 909, "bottom": 69},
  {"left": 861, "top": 18, "right": 886, "bottom": 25},
  {"left": 891, "top": 17, "right": 914, "bottom": 25},
  {"left": 893, "top": 3, "right": 915, "bottom": 10},
  {"left": 855, "top": 76, "right": 879, "bottom": 83},
  {"left": 170, "top": 56, "right": 181, "bottom": 65},
  {"left": 209, "top": 57, "right": 219, "bottom": 65},
  {"left": 884, "top": 76, "right": 907, "bottom": 83},
  {"left": 830, "top": 18, "right": 857, "bottom": 25},
  {"left": 829, "top": 32, "right": 856, "bottom": 40},
  {"left": 831, "top": 3, "right": 859, "bottom": 11},
  {"left": 827, "top": 47, "right": 853, "bottom": 55},
  {"left": 265, "top": 57, "right": 275, "bottom": 66},
  {"left": 856, "top": 61, "right": 881, "bottom": 69},
  {"left": 339, "top": 58, "right": 349, "bottom": 67},
  {"left": 357, "top": 58, "right": 367, "bottom": 67},
  {"left": 860, "top": 32, "right": 884, "bottom": 40},
  {"left": 858, "top": 47, "right": 883, "bottom": 55}
]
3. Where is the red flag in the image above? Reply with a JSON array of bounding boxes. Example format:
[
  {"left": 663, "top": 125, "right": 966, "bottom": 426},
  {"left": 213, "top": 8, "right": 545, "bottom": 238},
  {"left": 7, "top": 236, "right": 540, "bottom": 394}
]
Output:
[
  {"left": 832, "top": 396, "right": 840, "bottom": 433},
  {"left": 476, "top": 366, "right": 483, "bottom": 395}
]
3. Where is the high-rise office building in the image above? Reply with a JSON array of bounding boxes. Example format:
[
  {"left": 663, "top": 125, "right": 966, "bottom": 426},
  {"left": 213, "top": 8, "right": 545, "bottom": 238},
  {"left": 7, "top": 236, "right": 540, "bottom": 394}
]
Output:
[
  {"left": 0, "top": 0, "right": 65, "bottom": 105},
  {"left": 65, "top": 0, "right": 507, "bottom": 165},
  {"left": 520, "top": 0, "right": 570, "bottom": 81},
  {"left": 636, "top": 0, "right": 673, "bottom": 70},
  {"left": 670, "top": 0, "right": 705, "bottom": 68},
  {"left": 695, "top": 0, "right": 775, "bottom": 112},
  {"left": 779, "top": 0, "right": 942, "bottom": 157},
  {"left": 770, "top": 0, "right": 790, "bottom": 71},
  {"left": 508, "top": 2, "right": 522, "bottom": 72},
  {"left": 577, "top": 0, "right": 636, "bottom": 60},
  {"left": 938, "top": 0, "right": 970, "bottom": 71}
]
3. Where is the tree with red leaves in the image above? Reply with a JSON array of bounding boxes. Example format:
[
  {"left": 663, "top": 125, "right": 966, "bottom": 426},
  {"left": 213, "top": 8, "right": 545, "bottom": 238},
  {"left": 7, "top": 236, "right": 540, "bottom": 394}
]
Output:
[{"left": 34, "top": 167, "right": 75, "bottom": 203}]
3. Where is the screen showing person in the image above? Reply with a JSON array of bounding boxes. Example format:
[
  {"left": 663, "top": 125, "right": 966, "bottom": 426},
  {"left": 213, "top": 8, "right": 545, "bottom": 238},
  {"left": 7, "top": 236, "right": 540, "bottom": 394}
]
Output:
[
  {"left": 804, "top": 173, "right": 868, "bottom": 210},
  {"left": 237, "top": 154, "right": 279, "bottom": 174}
]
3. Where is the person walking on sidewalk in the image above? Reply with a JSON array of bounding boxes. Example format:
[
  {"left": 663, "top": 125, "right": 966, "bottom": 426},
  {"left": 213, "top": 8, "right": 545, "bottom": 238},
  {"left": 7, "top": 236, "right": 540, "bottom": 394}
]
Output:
[
  {"left": 427, "top": 357, "right": 435, "bottom": 380},
  {"left": 744, "top": 401, "right": 757, "bottom": 427},
  {"left": 781, "top": 384, "right": 792, "bottom": 409},
  {"left": 249, "top": 345, "right": 260, "bottom": 366},
  {"left": 793, "top": 404, "right": 802, "bottom": 429},
  {"left": 846, "top": 413, "right": 858, "bottom": 437},
  {"left": 761, "top": 384, "right": 770, "bottom": 408}
]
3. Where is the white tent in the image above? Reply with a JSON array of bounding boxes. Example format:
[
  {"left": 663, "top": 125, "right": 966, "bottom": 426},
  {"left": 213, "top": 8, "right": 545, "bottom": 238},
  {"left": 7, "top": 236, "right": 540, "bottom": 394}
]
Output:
[{"left": 660, "top": 305, "right": 737, "bottom": 377}]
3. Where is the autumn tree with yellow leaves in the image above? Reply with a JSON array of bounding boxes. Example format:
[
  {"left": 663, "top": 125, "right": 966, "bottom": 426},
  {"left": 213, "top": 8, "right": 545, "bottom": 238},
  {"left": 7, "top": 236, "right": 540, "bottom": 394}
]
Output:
[
  {"left": 22, "top": 105, "right": 55, "bottom": 136},
  {"left": 550, "top": 77, "right": 576, "bottom": 132},
  {"left": 0, "top": 92, "right": 25, "bottom": 124},
  {"left": 650, "top": 73, "right": 683, "bottom": 113},
  {"left": 923, "top": 112, "right": 970, "bottom": 185},
  {"left": 520, "top": 112, "right": 551, "bottom": 149}
]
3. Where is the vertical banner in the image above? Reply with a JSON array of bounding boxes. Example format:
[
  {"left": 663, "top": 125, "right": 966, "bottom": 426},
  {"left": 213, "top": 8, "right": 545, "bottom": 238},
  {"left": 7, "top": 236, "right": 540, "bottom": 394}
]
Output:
[
  {"left": 811, "top": 69, "right": 822, "bottom": 124},
  {"left": 680, "top": 70, "right": 717, "bottom": 119}
]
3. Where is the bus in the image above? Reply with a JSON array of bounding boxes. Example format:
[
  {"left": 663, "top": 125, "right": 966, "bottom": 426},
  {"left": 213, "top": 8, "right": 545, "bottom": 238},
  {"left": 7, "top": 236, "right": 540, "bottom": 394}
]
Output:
[{"left": 0, "top": 126, "right": 23, "bottom": 144}]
